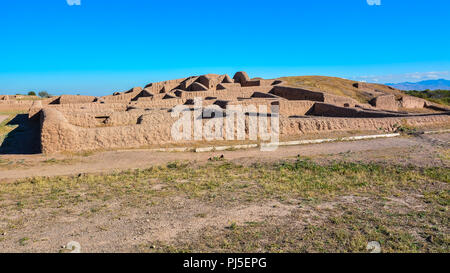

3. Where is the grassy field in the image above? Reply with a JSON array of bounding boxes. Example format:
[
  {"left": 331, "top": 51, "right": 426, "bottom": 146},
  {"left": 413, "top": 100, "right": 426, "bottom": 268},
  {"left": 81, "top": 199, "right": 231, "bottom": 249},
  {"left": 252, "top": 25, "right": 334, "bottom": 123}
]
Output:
[{"left": 1, "top": 159, "right": 448, "bottom": 252}]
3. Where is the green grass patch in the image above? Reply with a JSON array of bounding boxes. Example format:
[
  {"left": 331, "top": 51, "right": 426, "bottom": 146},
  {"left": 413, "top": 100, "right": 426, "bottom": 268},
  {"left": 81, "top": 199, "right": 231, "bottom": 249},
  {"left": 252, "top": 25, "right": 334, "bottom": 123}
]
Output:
[{"left": 404, "top": 89, "right": 450, "bottom": 106}]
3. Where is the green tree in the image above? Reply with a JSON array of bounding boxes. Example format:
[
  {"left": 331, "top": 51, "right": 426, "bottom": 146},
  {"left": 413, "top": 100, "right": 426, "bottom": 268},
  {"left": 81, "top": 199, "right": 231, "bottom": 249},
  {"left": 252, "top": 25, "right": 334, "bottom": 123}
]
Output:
[
  {"left": 38, "top": 91, "right": 51, "bottom": 98},
  {"left": 27, "top": 91, "right": 36, "bottom": 96}
]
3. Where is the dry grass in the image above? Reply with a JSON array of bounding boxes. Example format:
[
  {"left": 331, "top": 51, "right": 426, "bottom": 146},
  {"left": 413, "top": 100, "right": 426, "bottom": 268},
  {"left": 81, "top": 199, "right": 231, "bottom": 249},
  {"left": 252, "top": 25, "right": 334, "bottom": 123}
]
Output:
[
  {"left": 0, "top": 111, "right": 26, "bottom": 144},
  {"left": 0, "top": 159, "right": 448, "bottom": 252},
  {"left": 278, "top": 76, "right": 403, "bottom": 103}
]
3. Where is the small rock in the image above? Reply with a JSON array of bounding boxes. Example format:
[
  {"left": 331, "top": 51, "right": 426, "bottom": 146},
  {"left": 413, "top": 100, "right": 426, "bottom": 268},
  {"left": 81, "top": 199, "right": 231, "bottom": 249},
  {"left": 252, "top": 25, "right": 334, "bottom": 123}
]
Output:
[{"left": 366, "top": 241, "right": 381, "bottom": 253}]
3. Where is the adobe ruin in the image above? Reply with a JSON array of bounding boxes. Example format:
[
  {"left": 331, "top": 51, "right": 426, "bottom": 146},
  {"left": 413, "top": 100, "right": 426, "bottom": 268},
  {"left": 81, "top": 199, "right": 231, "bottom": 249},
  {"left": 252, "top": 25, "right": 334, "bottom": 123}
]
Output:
[{"left": 3, "top": 72, "right": 449, "bottom": 154}]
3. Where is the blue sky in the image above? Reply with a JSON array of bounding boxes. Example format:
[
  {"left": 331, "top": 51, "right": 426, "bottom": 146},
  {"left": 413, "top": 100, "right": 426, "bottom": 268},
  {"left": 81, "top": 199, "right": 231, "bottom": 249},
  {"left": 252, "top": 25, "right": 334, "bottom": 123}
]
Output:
[{"left": 1, "top": 0, "right": 449, "bottom": 96}]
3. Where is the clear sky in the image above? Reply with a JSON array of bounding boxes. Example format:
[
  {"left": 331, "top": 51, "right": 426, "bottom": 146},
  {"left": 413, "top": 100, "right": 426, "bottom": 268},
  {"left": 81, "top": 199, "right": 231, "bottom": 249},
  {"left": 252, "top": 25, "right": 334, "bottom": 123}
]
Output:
[{"left": 1, "top": 0, "right": 449, "bottom": 96}]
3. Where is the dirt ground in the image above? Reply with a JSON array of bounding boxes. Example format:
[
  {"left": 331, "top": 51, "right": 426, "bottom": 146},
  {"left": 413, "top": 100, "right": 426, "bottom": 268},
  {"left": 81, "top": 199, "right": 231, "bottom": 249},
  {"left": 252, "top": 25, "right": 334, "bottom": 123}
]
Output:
[
  {"left": 1, "top": 133, "right": 449, "bottom": 181},
  {"left": 0, "top": 116, "right": 7, "bottom": 124},
  {"left": 0, "top": 133, "right": 448, "bottom": 253}
]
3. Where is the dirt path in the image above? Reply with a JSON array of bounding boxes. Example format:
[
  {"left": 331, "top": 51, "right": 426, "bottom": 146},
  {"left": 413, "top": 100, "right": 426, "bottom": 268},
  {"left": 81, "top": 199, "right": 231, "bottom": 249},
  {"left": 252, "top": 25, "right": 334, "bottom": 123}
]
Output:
[
  {"left": 1, "top": 133, "right": 449, "bottom": 181},
  {"left": 0, "top": 115, "right": 8, "bottom": 124}
]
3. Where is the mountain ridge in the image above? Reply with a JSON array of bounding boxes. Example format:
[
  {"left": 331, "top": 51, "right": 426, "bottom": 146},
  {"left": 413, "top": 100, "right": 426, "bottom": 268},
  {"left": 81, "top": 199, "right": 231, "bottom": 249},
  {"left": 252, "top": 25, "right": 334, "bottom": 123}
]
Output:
[{"left": 386, "top": 79, "right": 450, "bottom": 91}]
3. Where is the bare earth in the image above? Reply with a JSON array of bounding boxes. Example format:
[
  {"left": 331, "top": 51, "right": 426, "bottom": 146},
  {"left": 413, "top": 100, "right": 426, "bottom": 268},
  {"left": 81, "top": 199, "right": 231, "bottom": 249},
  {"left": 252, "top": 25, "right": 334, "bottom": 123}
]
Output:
[
  {"left": 0, "top": 116, "right": 7, "bottom": 124},
  {"left": 1, "top": 133, "right": 449, "bottom": 181},
  {"left": 0, "top": 133, "right": 448, "bottom": 253}
]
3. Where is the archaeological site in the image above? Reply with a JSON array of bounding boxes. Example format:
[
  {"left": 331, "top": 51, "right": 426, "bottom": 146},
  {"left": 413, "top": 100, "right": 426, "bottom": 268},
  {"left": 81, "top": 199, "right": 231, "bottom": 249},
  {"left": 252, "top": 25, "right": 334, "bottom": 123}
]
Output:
[{"left": 1, "top": 72, "right": 449, "bottom": 154}]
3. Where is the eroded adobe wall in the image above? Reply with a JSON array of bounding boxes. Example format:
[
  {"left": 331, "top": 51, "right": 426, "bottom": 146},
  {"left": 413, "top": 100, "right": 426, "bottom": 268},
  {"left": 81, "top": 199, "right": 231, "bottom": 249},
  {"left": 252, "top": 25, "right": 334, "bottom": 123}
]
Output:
[
  {"left": 0, "top": 100, "right": 35, "bottom": 111},
  {"left": 221, "top": 99, "right": 316, "bottom": 116},
  {"left": 311, "top": 103, "right": 407, "bottom": 118},
  {"left": 144, "top": 77, "right": 188, "bottom": 92},
  {"left": 369, "top": 95, "right": 399, "bottom": 111},
  {"left": 40, "top": 109, "right": 177, "bottom": 153},
  {"left": 400, "top": 96, "right": 426, "bottom": 109},
  {"left": 280, "top": 115, "right": 450, "bottom": 136},
  {"left": 58, "top": 95, "right": 96, "bottom": 104},
  {"left": 279, "top": 101, "right": 316, "bottom": 116},
  {"left": 63, "top": 111, "right": 115, "bottom": 127},
  {"left": 40, "top": 108, "right": 80, "bottom": 154},
  {"left": 270, "top": 86, "right": 325, "bottom": 101},
  {"left": 322, "top": 93, "right": 359, "bottom": 107},
  {"left": 40, "top": 105, "right": 450, "bottom": 154},
  {"left": 43, "top": 102, "right": 129, "bottom": 112}
]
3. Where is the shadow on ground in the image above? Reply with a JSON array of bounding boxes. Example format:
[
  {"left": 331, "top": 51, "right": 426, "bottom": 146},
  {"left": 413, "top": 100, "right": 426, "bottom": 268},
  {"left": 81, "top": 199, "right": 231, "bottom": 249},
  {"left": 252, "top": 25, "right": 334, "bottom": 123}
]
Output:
[{"left": 0, "top": 114, "right": 41, "bottom": 154}]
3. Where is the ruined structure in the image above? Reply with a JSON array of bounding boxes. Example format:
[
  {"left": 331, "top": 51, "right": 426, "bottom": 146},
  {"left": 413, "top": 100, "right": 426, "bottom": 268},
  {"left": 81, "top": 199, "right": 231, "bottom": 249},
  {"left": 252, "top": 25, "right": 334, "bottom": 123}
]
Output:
[
  {"left": 6, "top": 72, "right": 448, "bottom": 154},
  {"left": 0, "top": 95, "right": 40, "bottom": 112}
]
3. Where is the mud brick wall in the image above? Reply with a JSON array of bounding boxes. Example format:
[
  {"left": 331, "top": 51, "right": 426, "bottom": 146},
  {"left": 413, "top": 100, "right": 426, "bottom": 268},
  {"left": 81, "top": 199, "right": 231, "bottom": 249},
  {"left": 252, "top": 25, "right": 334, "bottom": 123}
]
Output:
[
  {"left": 40, "top": 106, "right": 450, "bottom": 154},
  {"left": 322, "top": 93, "right": 359, "bottom": 107},
  {"left": 57, "top": 95, "right": 96, "bottom": 104},
  {"left": 369, "top": 95, "right": 399, "bottom": 111},
  {"left": 0, "top": 100, "right": 35, "bottom": 111},
  {"left": 280, "top": 115, "right": 450, "bottom": 136},
  {"left": 311, "top": 103, "right": 407, "bottom": 118},
  {"left": 400, "top": 96, "right": 426, "bottom": 109},
  {"left": 278, "top": 101, "right": 316, "bottom": 116},
  {"left": 270, "top": 86, "right": 325, "bottom": 101}
]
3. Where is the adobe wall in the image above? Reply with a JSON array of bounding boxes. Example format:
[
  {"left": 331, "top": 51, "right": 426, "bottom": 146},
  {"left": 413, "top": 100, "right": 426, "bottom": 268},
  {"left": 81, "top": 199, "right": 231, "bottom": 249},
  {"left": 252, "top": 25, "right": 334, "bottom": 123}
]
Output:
[
  {"left": 312, "top": 103, "right": 407, "bottom": 118},
  {"left": 280, "top": 115, "right": 450, "bottom": 136},
  {"left": 40, "top": 108, "right": 177, "bottom": 153},
  {"left": 39, "top": 106, "right": 450, "bottom": 154},
  {"left": 40, "top": 108, "right": 80, "bottom": 153},
  {"left": 63, "top": 111, "right": 115, "bottom": 127},
  {"left": 270, "top": 86, "right": 325, "bottom": 101},
  {"left": 221, "top": 100, "right": 316, "bottom": 116},
  {"left": 369, "top": 95, "right": 399, "bottom": 111},
  {"left": 58, "top": 95, "right": 96, "bottom": 104},
  {"left": 40, "top": 108, "right": 278, "bottom": 153},
  {"left": 41, "top": 102, "right": 129, "bottom": 112},
  {"left": 323, "top": 93, "right": 359, "bottom": 107},
  {"left": 129, "top": 99, "right": 186, "bottom": 108},
  {"left": 144, "top": 77, "right": 188, "bottom": 91},
  {"left": 279, "top": 101, "right": 316, "bottom": 116},
  {"left": 400, "top": 96, "right": 426, "bottom": 109},
  {"left": 424, "top": 101, "right": 450, "bottom": 112},
  {"left": 104, "top": 110, "right": 154, "bottom": 127},
  {"left": 0, "top": 100, "right": 35, "bottom": 111}
]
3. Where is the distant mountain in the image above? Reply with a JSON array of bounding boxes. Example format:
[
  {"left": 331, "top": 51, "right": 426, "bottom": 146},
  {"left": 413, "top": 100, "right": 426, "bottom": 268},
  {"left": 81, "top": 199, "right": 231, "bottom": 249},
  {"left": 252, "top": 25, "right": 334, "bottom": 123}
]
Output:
[{"left": 386, "top": 79, "right": 450, "bottom": 91}]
